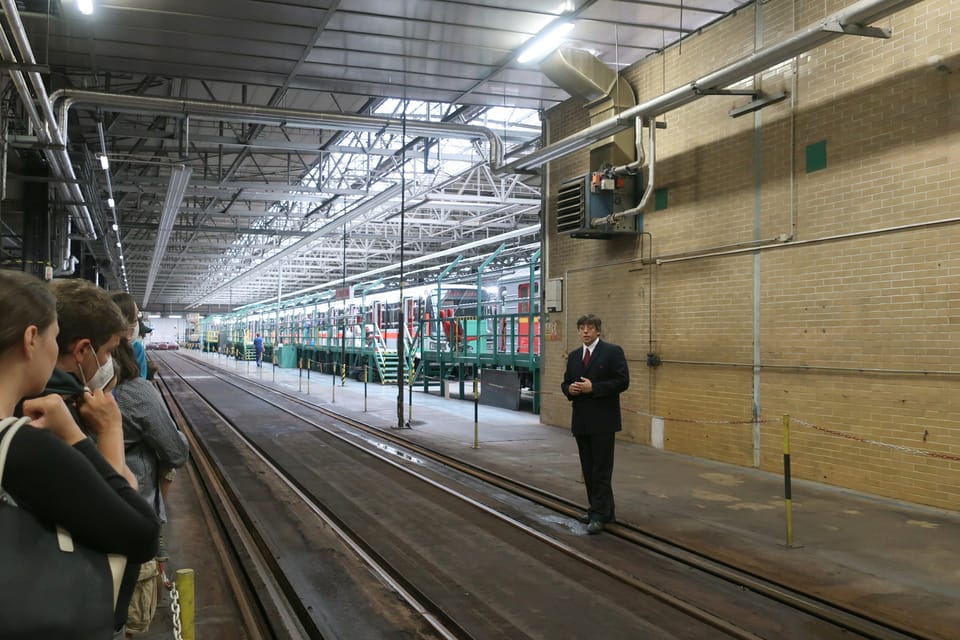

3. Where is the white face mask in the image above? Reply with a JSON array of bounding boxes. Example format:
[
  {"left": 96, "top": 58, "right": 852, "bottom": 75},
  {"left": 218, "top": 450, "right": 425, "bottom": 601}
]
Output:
[{"left": 81, "top": 348, "right": 115, "bottom": 391}]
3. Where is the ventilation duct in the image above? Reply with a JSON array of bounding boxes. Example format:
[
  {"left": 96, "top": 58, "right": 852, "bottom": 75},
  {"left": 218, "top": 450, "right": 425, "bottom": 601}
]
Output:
[
  {"left": 539, "top": 47, "right": 637, "bottom": 170},
  {"left": 540, "top": 48, "right": 643, "bottom": 238}
]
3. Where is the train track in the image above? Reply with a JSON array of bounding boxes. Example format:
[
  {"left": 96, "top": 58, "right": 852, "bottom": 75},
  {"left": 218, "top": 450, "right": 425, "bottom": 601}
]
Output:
[{"left": 154, "top": 351, "right": 931, "bottom": 640}]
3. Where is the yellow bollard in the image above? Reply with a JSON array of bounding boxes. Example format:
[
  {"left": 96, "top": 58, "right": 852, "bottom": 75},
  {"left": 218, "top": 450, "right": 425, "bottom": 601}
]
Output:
[{"left": 174, "top": 568, "right": 195, "bottom": 640}]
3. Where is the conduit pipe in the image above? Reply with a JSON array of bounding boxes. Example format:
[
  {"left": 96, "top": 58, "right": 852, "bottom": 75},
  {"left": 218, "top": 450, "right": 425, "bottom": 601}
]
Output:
[
  {"left": 50, "top": 90, "right": 505, "bottom": 170},
  {"left": 595, "top": 117, "right": 655, "bottom": 226},
  {"left": 0, "top": 0, "right": 97, "bottom": 239},
  {"left": 500, "top": 0, "right": 925, "bottom": 173}
]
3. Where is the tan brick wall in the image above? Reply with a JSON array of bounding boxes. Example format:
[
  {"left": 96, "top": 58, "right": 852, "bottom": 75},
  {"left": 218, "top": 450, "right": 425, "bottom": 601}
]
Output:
[{"left": 541, "top": 0, "right": 960, "bottom": 510}]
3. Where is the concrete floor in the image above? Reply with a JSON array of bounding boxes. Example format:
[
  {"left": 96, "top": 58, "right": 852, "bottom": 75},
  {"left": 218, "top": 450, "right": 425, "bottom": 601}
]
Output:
[{"left": 145, "top": 350, "right": 959, "bottom": 639}]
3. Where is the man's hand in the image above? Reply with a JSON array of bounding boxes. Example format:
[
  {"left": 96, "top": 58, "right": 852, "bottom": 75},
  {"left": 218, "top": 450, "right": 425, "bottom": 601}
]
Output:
[
  {"left": 77, "top": 387, "right": 122, "bottom": 435},
  {"left": 21, "top": 394, "right": 86, "bottom": 445},
  {"left": 569, "top": 376, "right": 593, "bottom": 395}
]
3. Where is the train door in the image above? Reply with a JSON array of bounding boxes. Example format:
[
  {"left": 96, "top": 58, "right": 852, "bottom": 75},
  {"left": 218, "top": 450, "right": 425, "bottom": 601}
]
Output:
[{"left": 517, "top": 281, "right": 540, "bottom": 354}]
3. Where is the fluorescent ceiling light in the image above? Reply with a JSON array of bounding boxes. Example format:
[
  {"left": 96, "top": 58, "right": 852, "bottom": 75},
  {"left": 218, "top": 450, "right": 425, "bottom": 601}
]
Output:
[
  {"left": 517, "top": 21, "right": 574, "bottom": 64},
  {"left": 112, "top": 223, "right": 118, "bottom": 231},
  {"left": 168, "top": 315, "right": 183, "bottom": 319},
  {"left": 99, "top": 154, "right": 109, "bottom": 170},
  {"left": 77, "top": 0, "right": 94, "bottom": 15},
  {"left": 107, "top": 197, "right": 115, "bottom": 208},
  {"left": 143, "top": 164, "right": 192, "bottom": 307}
]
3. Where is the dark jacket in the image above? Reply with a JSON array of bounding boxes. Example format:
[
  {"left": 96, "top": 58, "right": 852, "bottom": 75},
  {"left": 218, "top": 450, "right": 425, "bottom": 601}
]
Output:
[
  {"left": 39, "top": 367, "right": 160, "bottom": 630},
  {"left": 561, "top": 340, "right": 630, "bottom": 435}
]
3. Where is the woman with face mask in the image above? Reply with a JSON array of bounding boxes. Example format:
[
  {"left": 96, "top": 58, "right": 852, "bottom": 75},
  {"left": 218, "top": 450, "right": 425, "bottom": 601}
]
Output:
[
  {"left": 111, "top": 292, "right": 149, "bottom": 379},
  {"left": 0, "top": 271, "right": 160, "bottom": 638}
]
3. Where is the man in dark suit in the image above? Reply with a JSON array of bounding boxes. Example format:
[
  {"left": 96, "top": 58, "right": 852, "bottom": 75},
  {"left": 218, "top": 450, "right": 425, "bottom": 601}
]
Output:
[{"left": 561, "top": 314, "right": 630, "bottom": 534}]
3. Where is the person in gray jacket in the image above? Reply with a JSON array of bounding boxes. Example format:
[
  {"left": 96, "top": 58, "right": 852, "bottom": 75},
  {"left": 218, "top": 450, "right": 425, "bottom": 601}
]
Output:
[
  {"left": 111, "top": 340, "right": 187, "bottom": 521},
  {"left": 111, "top": 339, "right": 188, "bottom": 635}
]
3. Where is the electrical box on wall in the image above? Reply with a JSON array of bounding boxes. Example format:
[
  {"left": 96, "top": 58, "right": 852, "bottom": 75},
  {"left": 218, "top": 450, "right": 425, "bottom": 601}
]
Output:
[
  {"left": 545, "top": 278, "right": 563, "bottom": 312},
  {"left": 556, "top": 172, "right": 642, "bottom": 239}
]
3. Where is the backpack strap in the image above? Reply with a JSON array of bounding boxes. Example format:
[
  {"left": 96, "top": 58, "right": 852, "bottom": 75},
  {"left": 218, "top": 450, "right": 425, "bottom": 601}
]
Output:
[{"left": 0, "top": 416, "right": 31, "bottom": 489}]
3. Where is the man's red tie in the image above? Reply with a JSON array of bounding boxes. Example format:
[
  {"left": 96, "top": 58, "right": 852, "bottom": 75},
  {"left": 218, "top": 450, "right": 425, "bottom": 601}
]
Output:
[{"left": 582, "top": 349, "right": 590, "bottom": 368}]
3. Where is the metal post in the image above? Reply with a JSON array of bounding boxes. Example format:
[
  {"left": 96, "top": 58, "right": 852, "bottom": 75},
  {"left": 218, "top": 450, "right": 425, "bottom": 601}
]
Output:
[
  {"left": 298, "top": 358, "right": 302, "bottom": 392},
  {"left": 407, "top": 367, "right": 414, "bottom": 427},
  {"left": 783, "top": 414, "right": 795, "bottom": 547},
  {"left": 306, "top": 360, "right": 310, "bottom": 394},
  {"left": 331, "top": 362, "right": 336, "bottom": 403},
  {"left": 175, "top": 568, "right": 195, "bottom": 640},
  {"left": 363, "top": 365, "right": 368, "bottom": 412},
  {"left": 472, "top": 377, "right": 479, "bottom": 449}
]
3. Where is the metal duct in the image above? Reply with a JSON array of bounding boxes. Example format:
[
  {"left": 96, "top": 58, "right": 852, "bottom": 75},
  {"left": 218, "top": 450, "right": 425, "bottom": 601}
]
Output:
[
  {"left": 0, "top": 0, "right": 97, "bottom": 239},
  {"left": 539, "top": 47, "right": 637, "bottom": 168},
  {"left": 50, "top": 90, "right": 504, "bottom": 170},
  {"left": 501, "top": 0, "right": 927, "bottom": 173}
]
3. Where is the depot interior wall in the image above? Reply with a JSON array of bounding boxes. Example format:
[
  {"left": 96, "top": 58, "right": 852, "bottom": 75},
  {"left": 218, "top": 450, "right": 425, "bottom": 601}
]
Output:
[
  {"left": 541, "top": 0, "right": 960, "bottom": 510},
  {"left": 143, "top": 317, "right": 184, "bottom": 345}
]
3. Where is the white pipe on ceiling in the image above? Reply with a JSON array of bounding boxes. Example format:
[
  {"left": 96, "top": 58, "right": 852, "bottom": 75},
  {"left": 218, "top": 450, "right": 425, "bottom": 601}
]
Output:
[
  {"left": 0, "top": 0, "right": 98, "bottom": 240},
  {"left": 50, "top": 90, "right": 505, "bottom": 170}
]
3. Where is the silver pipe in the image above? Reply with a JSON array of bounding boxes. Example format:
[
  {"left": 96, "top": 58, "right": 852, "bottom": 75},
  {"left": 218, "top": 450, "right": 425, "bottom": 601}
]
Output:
[
  {"left": 50, "top": 90, "right": 504, "bottom": 169},
  {"left": 610, "top": 117, "right": 645, "bottom": 176},
  {"left": 655, "top": 214, "right": 960, "bottom": 265},
  {"left": 601, "top": 119, "right": 655, "bottom": 225},
  {"left": 502, "top": 0, "right": 925, "bottom": 173},
  {"left": 0, "top": 0, "right": 97, "bottom": 238}
]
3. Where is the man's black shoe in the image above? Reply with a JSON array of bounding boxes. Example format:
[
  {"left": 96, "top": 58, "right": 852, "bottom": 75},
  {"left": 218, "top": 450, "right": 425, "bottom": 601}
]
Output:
[{"left": 586, "top": 520, "right": 605, "bottom": 534}]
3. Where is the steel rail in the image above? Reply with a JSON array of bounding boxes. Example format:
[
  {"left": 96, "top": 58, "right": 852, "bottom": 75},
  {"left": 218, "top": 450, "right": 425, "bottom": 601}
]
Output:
[{"left": 169, "top": 351, "right": 930, "bottom": 640}]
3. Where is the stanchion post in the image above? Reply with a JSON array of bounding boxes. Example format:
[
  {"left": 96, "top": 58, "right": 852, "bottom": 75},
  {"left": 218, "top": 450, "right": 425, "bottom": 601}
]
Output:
[
  {"left": 341, "top": 362, "right": 346, "bottom": 387},
  {"left": 175, "top": 568, "right": 195, "bottom": 640},
  {"left": 272, "top": 354, "right": 276, "bottom": 382},
  {"left": 783, "top": 414, "right": 795, "bottom": 547},
  {"left": 363, "top": 365, "right": 368, "bottom": 412},
  {"left": 472, "top": 376, "right": 479, "bottom": 449},
  {"left": 407, "top": 367, "right": 414, "bottom": 426},
  {"left": 306, "top": 360, "right": 311, "bottom": 395},
  {"left": 234, "top": 347, "right": 239, "bottom": 369},
  {"left": 298, "top": 358, "right": 303, "bottom": 392},
  {"left": 331, "top": 362, "right": 336, "bottom": 403}
]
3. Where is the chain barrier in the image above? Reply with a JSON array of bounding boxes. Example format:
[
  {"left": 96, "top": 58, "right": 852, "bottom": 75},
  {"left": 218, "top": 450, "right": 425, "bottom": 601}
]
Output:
[{"left": 159, "top": 561, "right": 183, "bottom": 640}]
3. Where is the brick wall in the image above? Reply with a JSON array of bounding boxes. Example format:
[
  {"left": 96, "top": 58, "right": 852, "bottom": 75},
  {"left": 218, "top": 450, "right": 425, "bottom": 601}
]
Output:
[{"left": 541, "top": 0, "right": 960, "bottom": 510}]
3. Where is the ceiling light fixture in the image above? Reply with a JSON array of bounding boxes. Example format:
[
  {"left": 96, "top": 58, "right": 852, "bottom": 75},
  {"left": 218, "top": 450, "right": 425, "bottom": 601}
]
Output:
[
  {"left": 99, "top": 154, "right": 109, "bottom": 170},
  {"left": 516, "top": 20, "right": 574, "bottom": 64},
  {"left": 107, "top": 197, "right": 115, "bottom": 208},
  {"left": 77, "top": 0, "right": 94, "bottom": 15}
]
